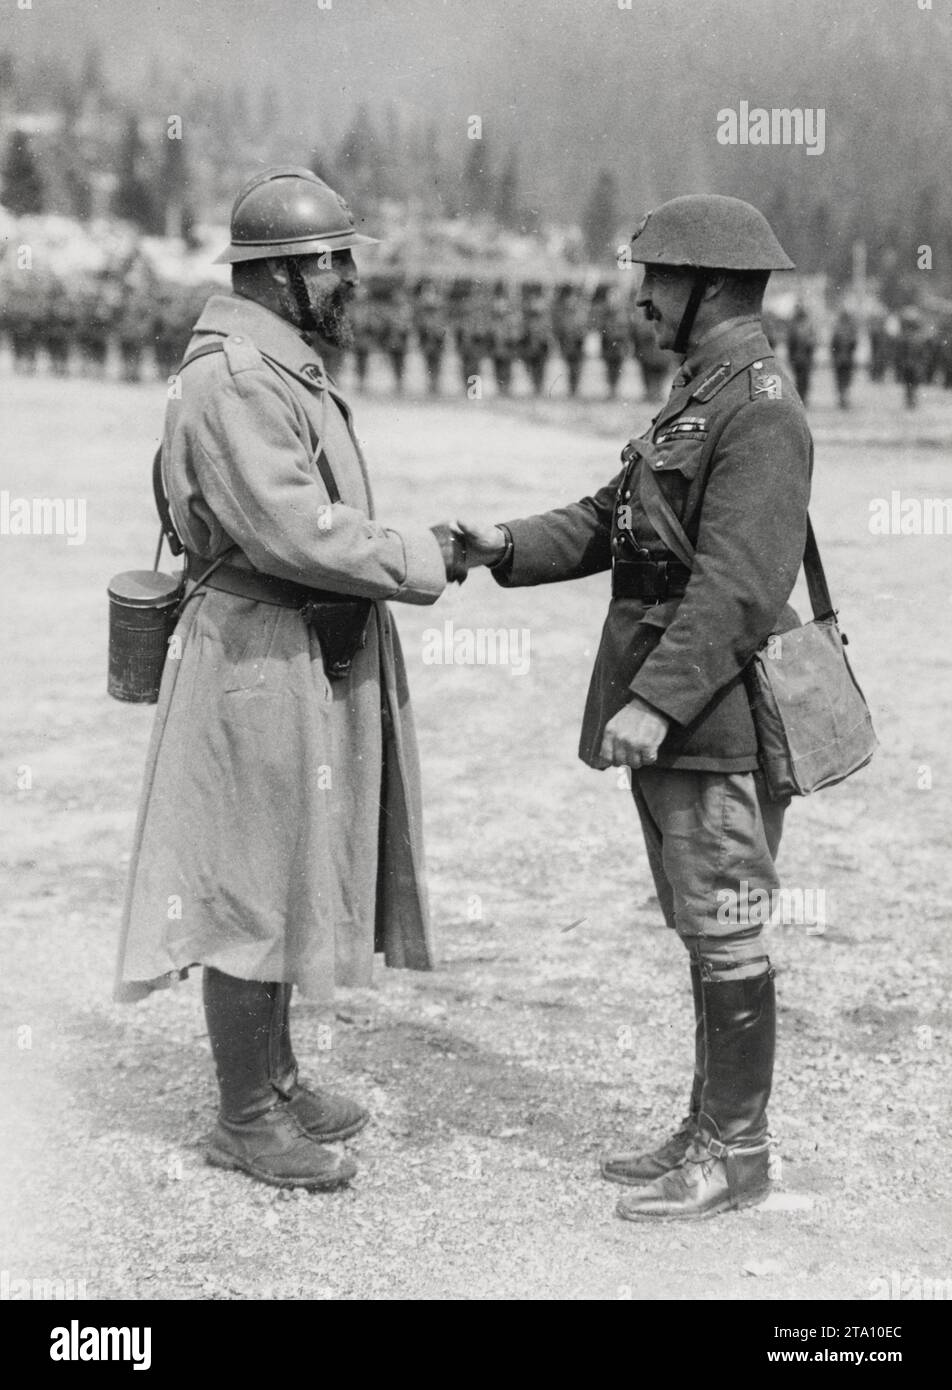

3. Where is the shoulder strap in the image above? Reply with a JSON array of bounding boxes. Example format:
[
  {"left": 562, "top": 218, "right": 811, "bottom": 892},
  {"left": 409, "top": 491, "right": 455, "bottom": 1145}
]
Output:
[
  {"left": 153, "top": 340, "right": 343, "bottom": 556},
  {"left": 637, "top": 458, "right": 834, "bottom": 620}
]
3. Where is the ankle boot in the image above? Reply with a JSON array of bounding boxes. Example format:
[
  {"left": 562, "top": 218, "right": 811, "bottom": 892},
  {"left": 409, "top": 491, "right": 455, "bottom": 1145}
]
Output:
[
  {"left": 270, "top": 983, "right": 369, "bottom": 1143},
  {"left": 616, "top": 969, "right": 775, "bottom": 1220},
  {"left": 601, "top": 961, "right": 705, "bottom": 1185},
  {"left": 202, "top": 967, "right": 356, "bottom": 1191}
]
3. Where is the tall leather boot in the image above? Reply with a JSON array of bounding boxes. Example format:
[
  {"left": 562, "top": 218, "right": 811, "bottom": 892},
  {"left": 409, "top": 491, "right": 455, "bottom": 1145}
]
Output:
[
  {"left": 601, "top": 961, "right": 705, "bottom": 1185},
  {"left": 270, "top": 983, "right": 369, "bottom": 1142},
  {"left": 616, "top": 968, "right": 775, "bottom": 1220},
  {"left": 203, "top": 967, "right": 356, "bottom": 1191}
]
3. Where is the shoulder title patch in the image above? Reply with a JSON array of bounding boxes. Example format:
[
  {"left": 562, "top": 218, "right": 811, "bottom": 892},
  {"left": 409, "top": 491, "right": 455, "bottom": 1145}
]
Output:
[
  {"left": 691, "top": 362, "right": 732, "bottom": 402},
  {"left": 750, "top": 370, "right": 783, "bottom": 400}
]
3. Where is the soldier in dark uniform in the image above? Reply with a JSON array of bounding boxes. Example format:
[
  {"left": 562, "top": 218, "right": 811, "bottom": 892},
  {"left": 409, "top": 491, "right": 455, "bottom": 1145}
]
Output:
[
  {"left": 379, "top": 281, "right": 414, "bottom": 394},
  {"left": 4, "top": 279, "right": 41, "bottom": 374},
  {"left": 785, "top": 303, "right": 816, "bottom": 404},
  {"left": 519, "top": 282, "right": 551, "bottom": 396},
  {"left": 152, "top": 282, "right": 189, "bottom": 381},
  {"left": 117, "top": 281, "right": 149, "bottom": 383},
  {"left": 488, "top": 281, "right": 520, "bottom": 396},
  {"left": 895, "top": 305, "right": 928, "bottom": 409},
  {"left": 457, "top": 196, "right": 809, "bottom": 1222},
  {"left": 76, "top": 276, "right": 117, "bottom": 378},
  {"left": 597, "top": 284, "right": 630, "bottom": 400},
  {"left": 43, "top": 281, "right": 74, "bottom": 377},
  {"left": 867, "top": 310, "right": 889, "bottom": 383},
  {"left": 830, "top": 308, "right": 858, "bottom": 409},
  {"left": 114, "top": 251, "right": 153, "bottom": 383},
  {"left": 551, "top": 283, "right": 589, "bottom": 398},
  {"left": 455, "top": 282, "right": 492, "bottom": 394},
  {"left": 413, "top": 277, "right": 447, "bottom": 396}
]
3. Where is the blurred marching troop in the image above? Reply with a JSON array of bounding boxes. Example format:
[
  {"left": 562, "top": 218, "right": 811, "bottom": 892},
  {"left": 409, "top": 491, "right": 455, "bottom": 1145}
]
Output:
[{"left": 2, "top": 250, "right": 949, "bottom": 410}]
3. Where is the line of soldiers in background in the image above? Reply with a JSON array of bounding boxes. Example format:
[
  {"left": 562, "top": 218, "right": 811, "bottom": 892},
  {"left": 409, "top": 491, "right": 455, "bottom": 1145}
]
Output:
[
  {"left": 782, "top": 301, "right": 943, "bottom": 409},
  {"left": 2, "top": 265, "right": 949, "bottom": 408}
]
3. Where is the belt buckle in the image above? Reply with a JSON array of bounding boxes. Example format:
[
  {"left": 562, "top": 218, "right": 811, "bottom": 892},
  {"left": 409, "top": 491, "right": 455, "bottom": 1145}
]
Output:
[{"left": 641, "top": 560, "right": 668, "bottom": 604}]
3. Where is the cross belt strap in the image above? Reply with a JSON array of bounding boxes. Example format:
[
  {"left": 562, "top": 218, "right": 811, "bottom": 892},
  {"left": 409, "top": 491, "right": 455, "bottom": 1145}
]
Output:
[{"left": 152, "top": 337, "right": 343, "bottom": 563}]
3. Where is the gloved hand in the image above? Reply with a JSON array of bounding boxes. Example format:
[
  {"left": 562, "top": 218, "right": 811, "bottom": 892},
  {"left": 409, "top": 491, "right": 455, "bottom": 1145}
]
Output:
[{"left": 430, "top": 523, "right": 468, "bottom": 584}]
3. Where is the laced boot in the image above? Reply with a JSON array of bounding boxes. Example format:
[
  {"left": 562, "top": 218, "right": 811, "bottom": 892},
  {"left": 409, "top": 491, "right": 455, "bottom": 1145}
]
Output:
[
  {"left": 202, "top": 967, "right": 356, "bottom": 1191},
  {"left": 270, "top": 982, "right": 369, "bottom": 1143}
]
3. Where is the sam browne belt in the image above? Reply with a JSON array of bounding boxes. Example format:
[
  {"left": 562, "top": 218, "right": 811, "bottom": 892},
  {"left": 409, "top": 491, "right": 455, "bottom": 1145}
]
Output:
[{"left": 611, "top": 556, "right": 691, "bottom": 602}]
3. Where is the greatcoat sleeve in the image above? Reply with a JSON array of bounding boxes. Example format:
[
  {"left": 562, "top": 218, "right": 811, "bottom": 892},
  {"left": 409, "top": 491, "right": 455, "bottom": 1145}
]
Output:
[
  {"left": 180, "top": 359, "right": 446, "bottom": 603},
  {"left": 628, "top": 395, "right": 812, "bottom": 725}
]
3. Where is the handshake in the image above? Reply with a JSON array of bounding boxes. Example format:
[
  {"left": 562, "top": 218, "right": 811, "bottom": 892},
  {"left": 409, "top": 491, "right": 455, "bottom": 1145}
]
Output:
[{"left": 428, "top": 520, "right": 510, "bottom": 585}]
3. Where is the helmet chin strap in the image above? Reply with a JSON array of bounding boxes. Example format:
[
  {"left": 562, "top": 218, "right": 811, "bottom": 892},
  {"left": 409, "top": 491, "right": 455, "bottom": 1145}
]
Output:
[
  {"left": 285, "top": 257, "right": 318, "bottom": 333},
  {"left": 673, "top": 269, "right": 710, "bottom": 357}
]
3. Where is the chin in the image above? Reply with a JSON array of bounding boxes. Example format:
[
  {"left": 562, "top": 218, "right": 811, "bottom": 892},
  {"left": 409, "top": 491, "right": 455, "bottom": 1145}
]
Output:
[{"left": 318, "top": 312, "right": 354, "bottom": 352}]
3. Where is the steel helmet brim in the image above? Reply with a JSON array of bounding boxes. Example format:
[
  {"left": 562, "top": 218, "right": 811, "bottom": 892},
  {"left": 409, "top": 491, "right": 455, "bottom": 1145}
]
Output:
[
  {"left": 214, "top": 229, "right": 380, "bottom": 264},
  {"left": 628, "top": 194, "right": 795, "bottom": 272}
]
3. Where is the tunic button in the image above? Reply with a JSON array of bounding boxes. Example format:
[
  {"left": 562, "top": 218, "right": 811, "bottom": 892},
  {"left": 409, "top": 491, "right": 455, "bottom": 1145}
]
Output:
[
  {"left": 753, "top": 359, "right": 763, "bottom": 368},
  {"left": 623, "top": 490, "right": 631, "bottom": 500},
  {"left": 232, "top": 335, "right": 243, "bottom": 343}
]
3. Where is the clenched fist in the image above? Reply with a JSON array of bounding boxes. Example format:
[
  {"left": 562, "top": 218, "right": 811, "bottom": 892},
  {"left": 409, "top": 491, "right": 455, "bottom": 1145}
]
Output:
[{"left": 596, "top": 696, "right": 670, "bottom": 771}]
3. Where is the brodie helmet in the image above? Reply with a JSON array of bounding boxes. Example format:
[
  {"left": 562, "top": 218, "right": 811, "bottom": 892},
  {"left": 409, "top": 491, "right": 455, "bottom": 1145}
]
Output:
[{"left": 629, "top": 194, "right": 793, "bottom": 352}]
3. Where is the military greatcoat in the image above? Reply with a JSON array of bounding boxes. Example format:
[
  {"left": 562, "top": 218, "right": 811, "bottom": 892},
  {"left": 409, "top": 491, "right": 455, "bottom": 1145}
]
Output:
[{"left": 116, "top": 293, "right": 446, "bottom": 1004}]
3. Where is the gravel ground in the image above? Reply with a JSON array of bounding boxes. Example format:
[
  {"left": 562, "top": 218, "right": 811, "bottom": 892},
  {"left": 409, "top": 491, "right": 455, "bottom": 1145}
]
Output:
[{"left": 1, "top": 367, "right": 950, "bottom": 1300}]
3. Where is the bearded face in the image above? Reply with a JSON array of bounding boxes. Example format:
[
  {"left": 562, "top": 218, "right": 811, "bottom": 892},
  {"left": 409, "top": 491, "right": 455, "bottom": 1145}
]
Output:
[{"left": 280, "top": 252, "right": 357, "bottom": 350}]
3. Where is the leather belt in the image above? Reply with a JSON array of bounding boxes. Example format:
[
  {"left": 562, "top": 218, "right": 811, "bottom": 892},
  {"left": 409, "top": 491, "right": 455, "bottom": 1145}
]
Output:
[
  {"left": 185, "top": 554, "right": 361, "bottom": 612},
  {"left": 612, "top": 557, "right": 691, "bottom": 602}
]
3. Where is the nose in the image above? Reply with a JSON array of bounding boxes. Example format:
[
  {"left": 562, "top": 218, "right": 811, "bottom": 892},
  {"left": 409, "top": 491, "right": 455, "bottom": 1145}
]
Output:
[{"left": 338, "top": 251, "right": 358, "bottom": 289}]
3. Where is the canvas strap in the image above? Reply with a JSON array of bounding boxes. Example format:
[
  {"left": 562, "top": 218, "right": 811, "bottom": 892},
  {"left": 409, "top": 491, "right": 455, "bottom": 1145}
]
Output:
[
  {"left": 151, "top": 337, "right": 342, "bottom": 565},
  {"left": 637, "top": 455, "right": 834, "bottom": 621}
]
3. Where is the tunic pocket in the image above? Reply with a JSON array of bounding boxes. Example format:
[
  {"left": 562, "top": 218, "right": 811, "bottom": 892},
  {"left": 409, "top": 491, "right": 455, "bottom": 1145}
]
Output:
[{"left": 650, "top": 436, "right": 706, "bottom": 481}]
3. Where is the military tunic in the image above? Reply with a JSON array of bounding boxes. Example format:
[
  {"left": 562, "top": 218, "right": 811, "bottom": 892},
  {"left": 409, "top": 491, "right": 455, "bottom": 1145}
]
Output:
[
  {"left": 494, "top": 318, "right": 813, "bottom": 772},
  {"left": 493, "top": 316, "right": 814, "bottom": 970}
]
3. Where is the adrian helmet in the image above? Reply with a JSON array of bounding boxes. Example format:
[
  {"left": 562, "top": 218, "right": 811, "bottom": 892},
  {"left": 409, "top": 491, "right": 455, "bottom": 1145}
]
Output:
[{"left": 214, "top": 165, "right": 379, "bottom": 265}]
